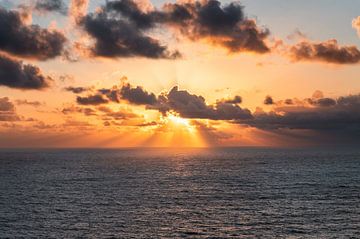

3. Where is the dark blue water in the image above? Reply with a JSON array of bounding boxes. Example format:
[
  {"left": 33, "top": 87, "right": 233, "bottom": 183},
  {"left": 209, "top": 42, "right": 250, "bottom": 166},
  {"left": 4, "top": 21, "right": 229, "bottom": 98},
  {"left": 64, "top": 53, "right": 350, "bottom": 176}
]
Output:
[{"left": 0, "top": 148, "right": 359, "bottom": 238}]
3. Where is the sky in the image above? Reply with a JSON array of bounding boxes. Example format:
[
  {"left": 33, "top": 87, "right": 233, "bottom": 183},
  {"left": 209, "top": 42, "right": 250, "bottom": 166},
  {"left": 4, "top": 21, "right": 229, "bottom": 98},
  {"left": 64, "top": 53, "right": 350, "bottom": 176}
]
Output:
[{"left": 0, "top": 0, "right": 360, "bottom": 148}]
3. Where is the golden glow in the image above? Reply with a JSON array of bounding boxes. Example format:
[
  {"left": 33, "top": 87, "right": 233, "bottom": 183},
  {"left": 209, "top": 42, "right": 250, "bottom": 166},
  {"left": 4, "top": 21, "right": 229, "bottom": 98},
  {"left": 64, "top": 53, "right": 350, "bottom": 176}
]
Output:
[
  {"left": 166, "top": 113, "right": 194, "bottom": 132},
  {"left": 134, "top": 113, "right": 208, "bottom": 147}
]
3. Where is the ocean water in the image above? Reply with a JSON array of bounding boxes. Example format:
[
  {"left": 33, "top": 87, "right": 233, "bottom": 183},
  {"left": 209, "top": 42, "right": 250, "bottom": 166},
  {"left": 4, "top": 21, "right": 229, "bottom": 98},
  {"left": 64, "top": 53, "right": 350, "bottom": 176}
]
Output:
[{"left": 0, "top": 148, "right": 359, "bottom": 238}]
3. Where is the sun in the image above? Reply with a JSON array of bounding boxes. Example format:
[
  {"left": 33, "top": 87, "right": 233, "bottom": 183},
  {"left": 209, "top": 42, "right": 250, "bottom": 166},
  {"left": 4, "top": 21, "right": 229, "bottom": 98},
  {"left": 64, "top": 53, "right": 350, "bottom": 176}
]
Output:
[
  {"left": 168, "top": 114, "right": 190, "bottom": 126},
  {"left": 167, "top": 113, "right": 194, "bottom": 131}
]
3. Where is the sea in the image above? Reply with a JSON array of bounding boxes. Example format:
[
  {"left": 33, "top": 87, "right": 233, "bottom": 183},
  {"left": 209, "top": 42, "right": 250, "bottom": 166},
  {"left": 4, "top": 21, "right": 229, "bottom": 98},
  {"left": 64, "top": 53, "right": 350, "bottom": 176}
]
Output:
[{"left": 0, "top": 148, "right": 359, "bottom": 238}]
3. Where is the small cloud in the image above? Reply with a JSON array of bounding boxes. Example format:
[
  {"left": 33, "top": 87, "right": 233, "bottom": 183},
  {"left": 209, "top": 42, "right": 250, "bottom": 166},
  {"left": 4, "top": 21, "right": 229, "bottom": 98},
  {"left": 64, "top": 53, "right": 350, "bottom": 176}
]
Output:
[{"left": 0, "top": 54, "right": 52, "bottom": 90}]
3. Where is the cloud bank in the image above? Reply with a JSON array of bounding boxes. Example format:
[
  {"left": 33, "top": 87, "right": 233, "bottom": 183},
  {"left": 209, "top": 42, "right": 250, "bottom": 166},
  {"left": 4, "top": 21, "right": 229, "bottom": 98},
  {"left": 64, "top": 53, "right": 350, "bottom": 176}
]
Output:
[
  {"left": 0, "top": 54, "right": 51, "bottom": 90},
  {"left": 0, "top": 7, "right": 67, "bottom": 60},
  {"left": 289, "top": 39, "right": 360, "bottom": 64},
  {"left": 78, "top": 0, "right": 270, "bottom": 59}
]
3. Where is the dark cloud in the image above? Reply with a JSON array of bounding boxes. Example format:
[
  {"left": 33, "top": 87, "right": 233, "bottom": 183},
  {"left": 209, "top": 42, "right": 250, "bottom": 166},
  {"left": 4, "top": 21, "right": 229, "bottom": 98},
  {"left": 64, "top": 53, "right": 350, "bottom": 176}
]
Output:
[
  {"left": 97, "top": 88, "right": 121, "bottom": 103},
  {"left": 164, "top": 0, "right": 270, "bottom": 53},
  {"left": 0, "top": 97, "right": 20, "bottom": 121},
  {"left": 290, "top": 39, "right": 360, "bottom": 64},
  {"left": 0, "top": 97, "right": 14, "bottom": 111},
  {"left": 76, "top": 94, "right": 109, "bottom": 105},
  {"left": 264, "top": 96, "right": 274, "bottom": 105},
  {"left": 0, "top": 54, "right": 51, "bottom": 90},
  {"left": 221, "top": 95, "right": 242, "bottom": 104},
  {"left": 79, "top": 0, "right": 269, "bottom": 58},
  {"left": 120, "top": 83, "right": 158, "bottom": 105},
  {"left": 0, "top": 8, "right": 66, "bottom": 60},
  {"left": 64, "top": 86, "right": 91, "bottom": 94},
  {"left": 153, "top": 86, "right": 252, "bottom": 120},
  {"left": 80, "top": 9, "right": 180, "bottom": 59},
  {"left": 35, "top": 0, "right": 67, "bottom": 15},
  {"left": 308, "top": 97, "right": 337, "bottom": 107},
  {"left": 105, "top": 0, "right": 159, "bottom": 29},
  {"left": 241, "top": 94, "right": 360, "bottom": 136},
  {"left": 81, "top": 82, "right": 158, "bottom": 106},
  {"left": 137, "top": 121, "right": 158, "bottom": 127},
  {"left": 74, "top": 81, "right": 252, "bottom": 121}
]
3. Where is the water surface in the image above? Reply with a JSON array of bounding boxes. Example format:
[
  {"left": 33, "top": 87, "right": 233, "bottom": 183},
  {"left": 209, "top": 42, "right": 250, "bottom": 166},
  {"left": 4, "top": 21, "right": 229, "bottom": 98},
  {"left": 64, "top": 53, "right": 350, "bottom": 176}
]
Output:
[{"left": 0, "top": 148, "right": 359, "bottom": 238}]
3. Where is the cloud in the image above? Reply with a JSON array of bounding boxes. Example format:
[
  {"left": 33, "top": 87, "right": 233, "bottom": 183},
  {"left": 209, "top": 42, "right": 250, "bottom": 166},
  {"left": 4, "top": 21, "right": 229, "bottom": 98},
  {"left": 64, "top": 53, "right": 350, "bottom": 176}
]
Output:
[
  {"left": 64, "top": 86, "right": 91, "bottom": 94},
  {"left": 352, "top": 16, "right": 360, "bottom": 37},
  {"left": 15, "top": 99, "right": 44, "bottom": 107},
  {"left": 35, "top": 0, "right": 67, "bottom": 15},
  {"left": 162, "top": 0, "right": 270, "bottom": 53},
  {"left": 0, "top": 54, "right": 51, "bottom": 90},
  {"left": 97, "top": 106, "right": 139, "bottom": 120},
  {"left": 287, "top": 29, "right": 307, "bottom": 41},
  {"left": 78, "top": 0, "right": 269, "bottom": 58},
  {"left": 0, "top": 7, "right": 67, "bottom": 60},
  {"left": 74, "top": 80, "right": 252, "bottom": 121},
  {"left": 289, "top": 39, "right": 360, "bottom": 64},
  {"left": 136, "top": 121, "right": 157, "bottom": 127},
  {"left": 264, "top": 96, "right": 274, "bottom": 105},
  {"left": 308, "top": 97, "right": 336, "bottom": 107},
  {"left": 76, "top": 94, "right": 109, "bottom": 105},
  {"left": 79, "top": 6, "right": 180, "bottom": 59},
  {"left": 80, "top": 82, "right": 158, "bottom": 105},
  {"left": 153, "top": 86, "right": 252, "bottom": 120},
  {"left": 0, "top": 97, "right": 20, "bottom": 121},
  {"left": 241, "top": 94, "right": 360, "bottom": 136},
  {"left": 61, "top": 105, "right": 97, "bottom": 116},
  {"left": 105, "top": 0, "right": 159, "bottom": 29},
  {"left": 221, "top": 95, "right": 242, "bottom": 104},
  {"left": 119, "top": 83, "right": 158, "bottom": 105}
]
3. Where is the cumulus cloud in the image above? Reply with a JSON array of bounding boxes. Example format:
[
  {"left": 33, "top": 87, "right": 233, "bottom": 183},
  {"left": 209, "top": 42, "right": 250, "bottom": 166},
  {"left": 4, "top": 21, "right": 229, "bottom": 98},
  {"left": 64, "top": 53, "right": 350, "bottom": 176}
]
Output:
[
  {"left": 77, "top": 82, "right": 158, "bottom": 106},
  {"left": 76, "top": 94, "right": 109, "bottom": 105},
  {"left": 152, "top": 86, "right": 252, "bottom": 120},
  {"left": 0, "top": 54, "right": 51, "bottom": 90},
  {"left": 264, "top": 96, "right": 274, "bottom": 105},
  {"left": 308, "top": 97, "right": 336, "bottom": 107},
  {"left": 0, "top": 97, "right": 20, "bottom": 121},
  {"left": 64, "top": 86, "right": 92, "bottom": 94},
  {"left": 0, "top": 8, "right": 67, "bottom": 60},
  {"left": 69, "top": 80, "right": 360, "bottom": 145},
  {"left": 80, "top": 10, "right": 180, "bottom": 59},
  {"left": 289, "top": 39, "right": 360, "bottom": 64},
  {"left": 78, "top": 0, "right": 269, "bottom": 58},
  {"left": 161, "top": 0, "right": 270, "bottom": 53},
  {"left": 119, "top": 83, "right": 158, "bottom": 105},
  {"left": 241, "top": 94, "right": 360, "bottom": 136},
  {"left": 221, "top": 95, "right": 242, "bottom": 104},
  {"left": 74, "top": 80, "right": 252, "bottom": 121},
  {"left": 35, "top": 0, "right": 67, "bottom": 15}
]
